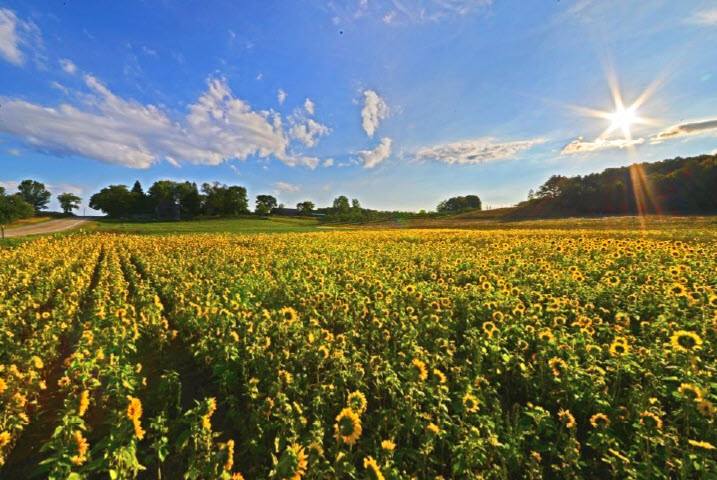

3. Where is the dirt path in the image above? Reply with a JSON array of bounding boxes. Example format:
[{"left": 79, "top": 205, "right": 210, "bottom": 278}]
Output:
[{"left": 3, "top": 218, "right": 89, "bottom": 237}]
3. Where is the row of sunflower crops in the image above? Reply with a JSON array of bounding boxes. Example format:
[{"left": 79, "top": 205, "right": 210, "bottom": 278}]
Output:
[{"left": 0, "top": 229, "right": 715, "bottom": 479}]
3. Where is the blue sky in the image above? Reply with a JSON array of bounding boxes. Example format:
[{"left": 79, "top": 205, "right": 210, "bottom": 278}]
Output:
[{"left": 1, "top": 0, "right": 716, "bottom": 213}]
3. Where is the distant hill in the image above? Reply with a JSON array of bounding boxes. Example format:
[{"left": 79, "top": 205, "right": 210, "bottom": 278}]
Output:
[{"left": 509, "top": 154, "right": 717, "bottom": 219}]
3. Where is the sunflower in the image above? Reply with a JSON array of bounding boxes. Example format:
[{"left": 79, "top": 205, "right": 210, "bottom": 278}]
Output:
[
  {"left": 381, "top": 440, "right": 395, "bottom": 451},
  {"left": 687, "top": 440, "right": 715, "bottom": 450},
  {"left": 590, "top": 413, "right": 610, "bottom": 429},
  {"left": 78, "top": 389, "right": 90, "bottom": 417},
  {"left": 223, "top": 439, "right": 235, "bottom": 471},
  {"left": 427, "top": 423, "right": 440, "bottom": 435},
  {"left": 412, "top": 358, "right": 428, "bottom": 381},
  {"left": 463, "top": 393, "right": 479, "bottom": 413},
  {"left": 667, "top": 283, "right": 687, "bottom": 296},
  {"left": 335, "top": 408, "right": 362, "bottom": 445},
  {"left": 639, "top": 411, "right": 662, "bottom": 431},
  {"left": 549, "top": 357, "right": 567, "bottom": 377},
  {"left": 0, "top": 431, "right": 11, "bottom": 448},
  {"left": 678, "top": 383, "right": 703, "bottom": 402},
  {"left": 482, "top": 321, "right": 496, "bottom": 336},
  {"left": 279, "top": 307, "right": 298, "bottom": 324},
  {"left": 538, "top": 329, "right": 555, "bottom": 342},
  {"left": 670, "top": 330, "right": 703, "bottom": 353},
  {"left": 558, "top": 408, "right": 576, "bottom": 429},
  {"left": 364, "top": 456, "right": 385, "bottom": 480},
  {"left": 433, "top": 368, "right": 447, "bottom": 384},
  {"left": 0, "top": 378, "right": 6, "bottom": 395},
  {"left": 71, "top": 430, "right": 89, "bottom": 466},
  {"left": 697, "top": 400, "right": 716, "bottom": 417},
  {"left": 609, "top": 339, "right": 630, "bottom": 356},
  {"left": 347, "top": 391, "right": 367, "bottom": 415},
  {"left": 126, "top": 396, "right": 145, "bottom": 440},
  {"left": 287, "top": 444, "right": 308, "bottom": 480}
]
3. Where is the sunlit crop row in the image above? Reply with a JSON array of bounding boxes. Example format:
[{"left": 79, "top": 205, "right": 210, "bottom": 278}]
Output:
[{"left": 0, "top": 229, "right": 715, "bottom": 479}]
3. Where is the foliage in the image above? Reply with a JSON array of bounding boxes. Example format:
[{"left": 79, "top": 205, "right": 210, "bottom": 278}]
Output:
[
  {"left": 89, "top": 185, "right": 137, "bottom": 218},
  {"left": 255, "top": 195, "right": 278, "bottom": 216},
  {"left": 296, "top": 201, "right": 315, "bottom": 214},
  {"left": 0, "top": 187, "right": 34, "bottom": 223},
  {"left": 437, "top": 194, "right": 482, "bottom": 213},
  {"left": 201, "top": 182, "right": 249, "bottom": 216},
  {"left": 17, "top": 179, "right": 52, "bottom": 212},
  {"left": 516, "top": 154, "right": 717, "bottom": 217},
  {"left": 57, "top": 193, "right": 82, "bottom": 215}
]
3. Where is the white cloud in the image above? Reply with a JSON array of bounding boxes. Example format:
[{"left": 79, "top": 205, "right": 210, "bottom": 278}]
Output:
[
  {"left": 357, "top": 137, "right": 392, "bottom": 168},
  {"left": 6, "top": 148, "right": 20, "bottom": 156},
  {"left": 330, "top": 0, "right": 492, "bottom": 26},
  {"left": 289, "top": 118, "right": 330, "bottom": 147},
  {"left": 304, "top": 98, "right": 315, "bottom": 115},
  {"left": 382, "top": 11, "right": 397, "bottom": 23},
  {"left": 0, "top": 75, "right": 320, "bottom": 169},
  {"left": 561, "top": 136, "right": 644, "bottom": 154},
  {"left": 278, "top": 88, "right": 287, "bottom": 105},
  {"left": 417, "top": 137, "right": 545, "bottom": 164},
  {"left": 60, "top": 58, "right": 77, "bottom": 74},
  {"left": 361, "top": 90, "right": 389, "bottom": 137},
  {"left": 274, "top": 181, "right": 300, "bottom": 193},
  {"left": 322, "top": 158, "right": 334, "bottom": 167},
  {"left": 651, "top": 119, "right": 717, "bottom": 141},
  {"left": 0, "top": 8, "right": 42, "bottom": 66},
  {"left": 689, "top": 8, "right": 717, "bottom": 25},
  {"left": 256, "top": 72, "right": 263, "bottom": 80}
]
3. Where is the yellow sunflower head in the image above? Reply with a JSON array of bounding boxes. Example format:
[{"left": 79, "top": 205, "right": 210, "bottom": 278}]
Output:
[
  {"left": 335, "top": 408, "right": 362, "bottom": 445},
  {"left": 363, "top": 456, "right": 385, "bottom": 480},
  {"left": 462, "top": 393, "right": 479, "bottom": 414},
  {"left": 670, "top": 330, "right": 703, "bottom": 353},
  {"left": 347, "top": 391, "right": 367, "bottom": 415}
]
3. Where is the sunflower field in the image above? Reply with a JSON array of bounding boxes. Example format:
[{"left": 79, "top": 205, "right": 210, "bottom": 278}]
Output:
[{"left": 0, "top": 229, "right": 715, "bottom": 480}]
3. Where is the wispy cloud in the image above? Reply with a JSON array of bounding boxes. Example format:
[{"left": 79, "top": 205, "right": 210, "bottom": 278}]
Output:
[
  {"left": 357, "top": 137, "right": 392, "bottom": 168},
  {"left": 0, "top": 74, "right": 322, "bottom": 169},
  {"left": 417, "top": 137, "right": 545, "bottom": 164},
  {"left": 0, "top": 8, "right": 42, "bottom": 66},
  {"left": 277, "top": 88, "right": 287, "bottom": 105},
  {"left": 289, "top": 118, "right": 330, "bottom": 147},
  {"left": 329, "top": 0, "right": 492, "bottom": 26},
  {"left": 361, "top": 90, "right": 389, "bottom": 137},
  {"left": 561, "top": 136, "right": 644, "bottom": 154},
  {"left": 304, "top": 98, "right": 315, "bottom": 115},
  {"left": 60, "top": 58, "right": 76, "bottom": 74},
  {"left": 651, "top": 118, "right": 717, "bottom": 141},
  {"left": 274, "top": 181, "right": 301, "bottom": 193},
  {"left": 688, "top": 8, "right": 717, "bottom": 26}
]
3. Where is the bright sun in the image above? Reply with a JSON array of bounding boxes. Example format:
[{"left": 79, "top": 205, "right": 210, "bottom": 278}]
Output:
[{"left": 608, "top": 106, "right": 637, "bottom": 135}]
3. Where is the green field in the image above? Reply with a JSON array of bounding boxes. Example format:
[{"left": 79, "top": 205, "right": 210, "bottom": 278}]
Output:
[{"left": 85, "top": 216, "right": 321, "bottom": 235}]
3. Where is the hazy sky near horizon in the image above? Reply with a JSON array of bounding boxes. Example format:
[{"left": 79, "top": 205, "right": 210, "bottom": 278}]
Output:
[{"left": 1, "top": 0, "right": 716, "bottom": 212}]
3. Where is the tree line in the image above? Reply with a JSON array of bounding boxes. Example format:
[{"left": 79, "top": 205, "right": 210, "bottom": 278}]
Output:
[
  {"left": 514, "top": 154, "right": 717, "bottom": 218},
  {"left": 0, "top": 180, "right": 80, "bottom": 223}
]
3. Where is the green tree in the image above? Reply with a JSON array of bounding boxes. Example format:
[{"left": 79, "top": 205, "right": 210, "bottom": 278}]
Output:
[
  {"left": 202, "top": 182, "right": 248, "bottom": 216},
  {"left": 0, "top": 187, "right": 35, "bottom": 223},
  {"left": 351, "top": 198, "right": 361, "bottom": 210},
  {"left": 17, "top": 179, "right": 51, "bottom": 212},
  {"left": 296, "top": 201, "right": 315, "bottom": 214},
  {"left": 332, "top": 195, "right": 350, "bottom": 213},
  {"left": 57, "top": 193, "right": 82, "bottom": 215},
  {"left": 436, "top": 195, "right": 482, "bottom": 213},
  {"left": 89, "top": 185, "right": 136, "bottom": 218},
  {"left": 255, "top": 195, "right": 278, "bottom": 215}
]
